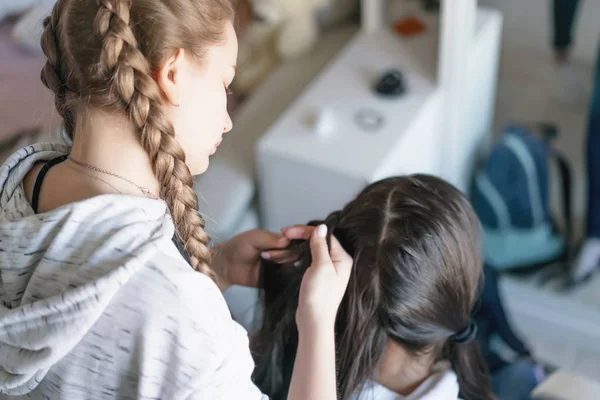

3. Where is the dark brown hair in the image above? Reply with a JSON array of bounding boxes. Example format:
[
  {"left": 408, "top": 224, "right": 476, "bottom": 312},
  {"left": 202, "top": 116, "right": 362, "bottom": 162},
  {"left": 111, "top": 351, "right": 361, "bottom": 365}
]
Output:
[
  {"left": 40, "top": 0, "right": 235, "bottom": 278},
  {"left": 252, "top": 175, "right": 494, "bottom": 400}
]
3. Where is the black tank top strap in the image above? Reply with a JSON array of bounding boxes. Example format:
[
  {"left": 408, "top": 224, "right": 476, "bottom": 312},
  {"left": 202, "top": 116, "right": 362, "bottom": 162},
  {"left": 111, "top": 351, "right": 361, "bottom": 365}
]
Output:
[{"left": 31, "top": 155, "right": 68, "bottom": 213}]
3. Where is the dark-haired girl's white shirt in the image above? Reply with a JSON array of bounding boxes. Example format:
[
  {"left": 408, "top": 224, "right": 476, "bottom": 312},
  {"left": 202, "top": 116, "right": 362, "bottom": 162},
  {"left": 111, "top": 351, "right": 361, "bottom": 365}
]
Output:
[
  {"left": 0, "top": 144, "right": 267, "bottom": 399},
  {"left": 351, "top": 366, "right": 460, "bottom": 400}
]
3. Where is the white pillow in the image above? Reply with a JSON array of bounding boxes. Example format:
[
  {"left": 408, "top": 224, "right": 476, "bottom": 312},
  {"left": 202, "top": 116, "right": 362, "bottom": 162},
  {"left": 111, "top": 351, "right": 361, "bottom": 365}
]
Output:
[{"left": 11, "top": 0, "right": 56, "bottom": 54}]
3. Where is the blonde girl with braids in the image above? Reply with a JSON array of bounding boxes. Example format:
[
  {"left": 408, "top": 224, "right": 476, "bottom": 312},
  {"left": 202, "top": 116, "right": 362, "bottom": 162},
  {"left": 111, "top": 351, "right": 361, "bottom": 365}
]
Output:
[{"left": 0, "top": 0, "right": 352, "bottom": 399}]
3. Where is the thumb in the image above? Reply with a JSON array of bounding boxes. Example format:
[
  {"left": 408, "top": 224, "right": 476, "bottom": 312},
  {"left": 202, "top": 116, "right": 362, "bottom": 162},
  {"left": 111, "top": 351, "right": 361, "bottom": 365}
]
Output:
[{"left": 309, "top": 224, "right": 330, "bottom": 268}]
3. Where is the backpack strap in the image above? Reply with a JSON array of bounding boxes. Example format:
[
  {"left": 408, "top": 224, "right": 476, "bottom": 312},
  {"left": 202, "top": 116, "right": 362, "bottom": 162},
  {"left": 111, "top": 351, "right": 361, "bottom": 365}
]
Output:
[
  {"left": 504, "top": 130, "right": 574, "bottom": 264},
  {"left": 502, "top": 133, "right": 545, "bottom": 226},
  {"left": 537, "top": 121, "right": 573, "bottom": 264},
  {"left": 551, "top": 148, "right": 573, "bottom": 263},
  {"left": 474, "top": 172, "right": 511, "bottom": 230}
]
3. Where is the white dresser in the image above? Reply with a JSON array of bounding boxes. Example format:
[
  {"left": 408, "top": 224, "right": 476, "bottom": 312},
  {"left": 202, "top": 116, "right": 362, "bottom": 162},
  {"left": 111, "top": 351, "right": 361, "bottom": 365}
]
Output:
[{"left": 256, "top": 5, "right": 503, "bottom": 231}]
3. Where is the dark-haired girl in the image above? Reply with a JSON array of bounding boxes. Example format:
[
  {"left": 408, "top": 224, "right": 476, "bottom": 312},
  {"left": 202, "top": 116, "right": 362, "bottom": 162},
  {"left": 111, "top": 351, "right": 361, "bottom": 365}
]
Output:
[{"left": 253, "top": 175, "right": 495, "bottom": 400}]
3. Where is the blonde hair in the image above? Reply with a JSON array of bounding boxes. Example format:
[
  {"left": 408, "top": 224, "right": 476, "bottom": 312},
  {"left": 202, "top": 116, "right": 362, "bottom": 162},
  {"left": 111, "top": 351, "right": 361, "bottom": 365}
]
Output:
[{"left": 40, "top": 0, "right": 235, "bottom": 277}]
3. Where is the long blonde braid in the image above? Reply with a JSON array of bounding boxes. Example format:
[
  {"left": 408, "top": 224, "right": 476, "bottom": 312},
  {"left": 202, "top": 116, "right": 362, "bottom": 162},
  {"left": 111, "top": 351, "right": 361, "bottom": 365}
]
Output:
[
  {"left": 94, "top": 0, "right": 213, "bottom": 275},
  {"left": 39, "top": 0, "right": 235, "bottom": 278}
]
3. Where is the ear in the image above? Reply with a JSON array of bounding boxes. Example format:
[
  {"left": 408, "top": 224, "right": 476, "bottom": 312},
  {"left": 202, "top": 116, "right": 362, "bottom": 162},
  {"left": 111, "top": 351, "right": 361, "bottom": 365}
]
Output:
[{"left": 155, "top": 48, "right": 186, "bottom": 107}]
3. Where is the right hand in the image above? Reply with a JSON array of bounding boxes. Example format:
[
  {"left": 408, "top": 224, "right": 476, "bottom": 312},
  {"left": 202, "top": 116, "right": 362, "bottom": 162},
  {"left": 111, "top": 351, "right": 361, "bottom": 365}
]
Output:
[{"left": 296, "top": 224, "right": 353, "bottom": 332}]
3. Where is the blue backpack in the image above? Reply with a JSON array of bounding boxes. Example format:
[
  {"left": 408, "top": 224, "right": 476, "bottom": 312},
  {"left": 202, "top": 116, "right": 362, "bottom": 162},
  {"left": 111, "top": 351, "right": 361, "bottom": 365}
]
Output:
[{"left": 470, "top": 123, "right": 572, "bottom": 272}]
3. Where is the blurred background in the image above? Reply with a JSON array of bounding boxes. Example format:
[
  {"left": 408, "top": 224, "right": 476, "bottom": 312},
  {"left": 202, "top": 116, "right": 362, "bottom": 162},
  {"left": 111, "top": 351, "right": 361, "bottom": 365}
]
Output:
[{"left": 1, "top": 0, "right": 599, "bottom": 398}]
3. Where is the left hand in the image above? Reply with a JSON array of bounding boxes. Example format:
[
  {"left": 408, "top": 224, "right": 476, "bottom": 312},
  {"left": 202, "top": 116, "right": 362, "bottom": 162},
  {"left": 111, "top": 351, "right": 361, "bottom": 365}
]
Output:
[
  {"left": 212, "top": 229, "right": 293, "bottom": 291},
  {"left": 296, "top": 225, "right": 353, "bottom": 331}
]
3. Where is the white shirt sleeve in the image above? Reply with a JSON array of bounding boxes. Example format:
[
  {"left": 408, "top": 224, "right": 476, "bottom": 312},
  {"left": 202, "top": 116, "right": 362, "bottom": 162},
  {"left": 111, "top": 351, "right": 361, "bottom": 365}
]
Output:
[{"left": 173, "top": 271, "right": 269, "bottom": 400}]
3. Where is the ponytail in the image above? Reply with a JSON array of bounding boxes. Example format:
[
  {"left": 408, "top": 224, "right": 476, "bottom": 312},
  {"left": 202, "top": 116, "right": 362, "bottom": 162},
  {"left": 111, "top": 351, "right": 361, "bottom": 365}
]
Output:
[{"left": 447, "top": 340, "right": 495, "bottom": 400}]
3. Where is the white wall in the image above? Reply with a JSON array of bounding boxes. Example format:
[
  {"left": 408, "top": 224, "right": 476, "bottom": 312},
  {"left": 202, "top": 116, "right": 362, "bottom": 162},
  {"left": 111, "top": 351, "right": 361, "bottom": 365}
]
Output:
[
  {"left": 458, "top": 9, "right": 503, "bottom": 191},
  {"left": 437, "top": 7, "right": 503, "bottom": 191}
]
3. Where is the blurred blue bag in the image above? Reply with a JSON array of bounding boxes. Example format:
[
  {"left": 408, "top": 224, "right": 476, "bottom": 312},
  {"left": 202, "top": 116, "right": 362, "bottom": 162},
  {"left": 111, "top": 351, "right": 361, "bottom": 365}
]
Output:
[{"left": 470, "top": 123, "right": 572, "bottom": 271}]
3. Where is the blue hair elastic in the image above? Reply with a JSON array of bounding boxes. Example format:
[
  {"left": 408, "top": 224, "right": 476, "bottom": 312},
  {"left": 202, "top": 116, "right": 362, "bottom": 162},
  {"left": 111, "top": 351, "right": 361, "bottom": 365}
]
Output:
[{"left": 450, "top": 319, "right": 478, "bottom": 344}]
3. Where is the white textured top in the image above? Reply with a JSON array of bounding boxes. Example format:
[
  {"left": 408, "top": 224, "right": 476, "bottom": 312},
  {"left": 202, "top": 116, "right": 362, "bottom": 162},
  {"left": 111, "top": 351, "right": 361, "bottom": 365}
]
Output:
[
  {"left": 0, "top": 143, "right": 267, "bottom": 399},
  {"left": 350, "top": 366, "right": 460, "bottom": 400}
]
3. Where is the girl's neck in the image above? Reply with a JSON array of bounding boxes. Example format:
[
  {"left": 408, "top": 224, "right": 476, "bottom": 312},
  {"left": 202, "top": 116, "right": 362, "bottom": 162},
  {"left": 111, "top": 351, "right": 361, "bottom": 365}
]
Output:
[
  {"left": 374, "top": 341, "right": 434, "bottom": 396},
  {"left": 70, "top": 109, "right": 161, "bottom": 196}
]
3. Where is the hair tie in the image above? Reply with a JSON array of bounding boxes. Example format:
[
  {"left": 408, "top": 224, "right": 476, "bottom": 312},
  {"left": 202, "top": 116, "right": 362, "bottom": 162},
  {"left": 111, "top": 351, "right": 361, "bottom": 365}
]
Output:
[{"left": 450, "top": 319, "right": 478, "bottom": 344}]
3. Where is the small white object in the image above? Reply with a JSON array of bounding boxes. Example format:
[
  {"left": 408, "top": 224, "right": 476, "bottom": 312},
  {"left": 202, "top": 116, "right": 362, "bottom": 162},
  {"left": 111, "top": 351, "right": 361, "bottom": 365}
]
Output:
[
  {"left": 277, "top": 13, "right": 319, "bottom": 60},
  {"left": 355, "top": 109, "right": 384, "bottom": 132},
  {"left": 570, "top": 237, "right": 600, "bottom": 283},
  {"left": 314, "top": 107, "right": 336, "bottom": 138},
  {"left": 361, "top": 0, "right": 384, "bottom": 34}
]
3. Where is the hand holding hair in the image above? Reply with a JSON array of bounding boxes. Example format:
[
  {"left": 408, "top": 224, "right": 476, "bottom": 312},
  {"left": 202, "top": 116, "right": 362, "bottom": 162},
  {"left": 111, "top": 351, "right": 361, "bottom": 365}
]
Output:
[
  {"left": 261, "top": 224, "right": 317, "bottom": 265},
  {"left": 295, "top": 224, "right": 353, "bottom": 331},
  {"left": 287, "top": 224, "right": 353, "bottom": 400}
]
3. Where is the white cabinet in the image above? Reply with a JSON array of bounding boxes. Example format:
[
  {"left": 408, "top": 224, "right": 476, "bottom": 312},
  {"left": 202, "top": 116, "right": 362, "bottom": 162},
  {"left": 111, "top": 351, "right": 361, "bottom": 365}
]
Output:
[{"left": 256, "top": 5, "right": 502, "bottom": 231}]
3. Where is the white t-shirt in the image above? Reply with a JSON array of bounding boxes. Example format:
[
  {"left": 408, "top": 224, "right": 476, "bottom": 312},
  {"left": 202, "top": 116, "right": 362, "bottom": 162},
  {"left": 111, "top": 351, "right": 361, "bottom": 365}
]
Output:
[{"left": 350, "top": 365, "right": 460, "bottom": 400}]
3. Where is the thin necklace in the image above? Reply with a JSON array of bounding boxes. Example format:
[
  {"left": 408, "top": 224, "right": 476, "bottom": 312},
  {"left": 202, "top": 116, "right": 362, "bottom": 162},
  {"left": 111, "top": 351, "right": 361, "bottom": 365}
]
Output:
[
  {"left": 68, "top": 156, "right": 159, "bottom": 200},
  {"left": 65, "top": 163, "right": 167, "bottom": 219},
  {"left": 65, "top": 163, "right": 125, "bottom": 196}
]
